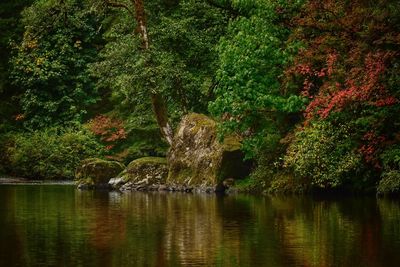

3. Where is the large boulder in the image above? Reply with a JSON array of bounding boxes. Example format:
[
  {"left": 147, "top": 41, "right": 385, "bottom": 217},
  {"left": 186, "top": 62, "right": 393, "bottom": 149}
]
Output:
[
  {"left": 75, "top": 158, "right": 125, "bottom": 189},
  {"left": 167, "top": 113, "right": 251, "bottom": 192},
  {"left": 110, "top": 157, "right": 168, "bottom": 191}
]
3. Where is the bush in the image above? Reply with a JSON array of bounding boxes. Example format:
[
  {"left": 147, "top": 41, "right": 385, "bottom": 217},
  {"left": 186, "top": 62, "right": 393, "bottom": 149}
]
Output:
[
  {"left": 1, "top": 126, "right": 105, "bottom": 179},
  {"left": 378, "top": 171, "right": 400, "bottom": 195},
  {"left": 378, "top": 146, "right": 400, "bottom": 194},
  {"left": 284, "top": 121, "right": 363, "bottom": 189}
]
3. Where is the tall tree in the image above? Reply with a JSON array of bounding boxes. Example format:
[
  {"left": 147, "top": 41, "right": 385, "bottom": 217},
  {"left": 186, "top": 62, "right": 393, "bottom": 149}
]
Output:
[{"left": 93, "top": 0, "right": 228, "bottom": 144}]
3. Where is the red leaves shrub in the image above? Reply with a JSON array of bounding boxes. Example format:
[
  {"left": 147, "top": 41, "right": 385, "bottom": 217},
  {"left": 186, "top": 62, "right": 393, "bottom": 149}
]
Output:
[
  {"left": 88, "top": 115, "right": 127, "bottom": 150},
  {"left": 287, "top": 0, "right": 399, "bottom": 120},
  {"left": 359, "top": 131, "right": 386, "bottom": 168},
  {"left": 285, "top": 0, "right": 400, "bottom": 170}
]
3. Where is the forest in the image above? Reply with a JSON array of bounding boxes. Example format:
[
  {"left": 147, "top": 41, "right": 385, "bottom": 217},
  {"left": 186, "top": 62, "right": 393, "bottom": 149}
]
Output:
[{"left": 1, "top": 0, "right": 400, "bottom": 194}]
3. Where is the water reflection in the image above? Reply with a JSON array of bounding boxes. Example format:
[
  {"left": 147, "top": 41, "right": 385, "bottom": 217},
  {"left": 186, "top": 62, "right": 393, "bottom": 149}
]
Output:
[{"left": 0, "top": 185, "right": 400, "bottom": 267}]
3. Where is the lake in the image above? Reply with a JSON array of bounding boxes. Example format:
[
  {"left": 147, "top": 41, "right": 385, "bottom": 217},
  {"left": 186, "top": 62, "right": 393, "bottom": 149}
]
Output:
[{"left": 0, "top": 184, "right": 400, "bottom": 267}]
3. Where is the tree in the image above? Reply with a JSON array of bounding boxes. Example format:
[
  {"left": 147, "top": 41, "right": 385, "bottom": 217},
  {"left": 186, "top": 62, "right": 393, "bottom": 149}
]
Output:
[
  {"left": 209, "top": 0, "right": 304, "bottom": 157},
  {"left": 91, "top": 0, "right": 228, "bottom": 144},
  {"left": 0, "top": 0, "right": 33, "bottom": 130},
  {"left": 11, "top": 0, "right": 104, "bottom": 128}
]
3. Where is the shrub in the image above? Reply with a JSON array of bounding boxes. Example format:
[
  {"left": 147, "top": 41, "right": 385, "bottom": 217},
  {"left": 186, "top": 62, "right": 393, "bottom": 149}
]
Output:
[
  {"left": 1, "top": 126, "right": 104, "bottom": 179},
  {"left": 378, "top": 171, "right": 400, "bottom": 195},
  {"left": 378, "top": 146, "right": 400, "bottom": 194},
  {"left": 284, "top": 121, "right": 363, "bottom": 189}
]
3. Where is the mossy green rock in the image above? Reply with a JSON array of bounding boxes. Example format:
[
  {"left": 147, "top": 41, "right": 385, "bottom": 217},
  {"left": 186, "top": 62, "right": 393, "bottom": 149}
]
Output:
[
  {"left": 111, "top": 157, "right": 168, "bottom": 190},
  {"left": 167, "top": 113, "right": 251, "bottom": 190},
  {"left": 75, "top": 158, "right": 125, "bottom": 189}
]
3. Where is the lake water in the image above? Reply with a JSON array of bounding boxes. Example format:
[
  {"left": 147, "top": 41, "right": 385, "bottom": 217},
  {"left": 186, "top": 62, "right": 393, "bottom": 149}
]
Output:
[{"left": 1, "top": 185, "right": 400, "bottom": 267}]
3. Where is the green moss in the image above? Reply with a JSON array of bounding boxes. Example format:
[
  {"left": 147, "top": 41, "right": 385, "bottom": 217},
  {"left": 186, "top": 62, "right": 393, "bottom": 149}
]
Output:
[
  {"left": 222, "top": 136, "right": 241, "bottom": 152},
  {"left": 187, "top": 113, "right": 216, "bottom": 134},
  {"left": 127, "top": 157, "right": 167, "bottom": 168},
  {"left": 75, "top": 158, "right": 125, "bottom": 186}
]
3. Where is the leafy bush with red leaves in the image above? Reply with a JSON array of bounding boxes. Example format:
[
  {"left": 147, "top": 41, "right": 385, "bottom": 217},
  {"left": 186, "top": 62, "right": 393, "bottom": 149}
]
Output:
[
  {"left": 284, "top": 0, "right": 400, "bottom": 170},
  {"left": 87, "top": 115, "right": 127, "bottom": 151}
]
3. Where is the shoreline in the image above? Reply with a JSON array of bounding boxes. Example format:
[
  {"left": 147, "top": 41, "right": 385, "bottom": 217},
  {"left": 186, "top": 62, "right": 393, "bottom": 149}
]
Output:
[
  {"left": 0, "top": 177, "right": 74, "bottom": 185},
  {"left": 1, "top": 176, "right": 398, "bottom": 198}
]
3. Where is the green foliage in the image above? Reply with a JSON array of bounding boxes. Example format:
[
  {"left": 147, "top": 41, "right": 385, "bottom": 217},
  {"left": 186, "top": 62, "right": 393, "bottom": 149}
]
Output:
[
  {"left": 378, "top": 146, "right": 400, "bottom": 194},
  {"left": 0, "top": 0, "right": 33, "bottom": 130},
  {"left": 381, "top": 146, "right": 400, "bottom": 171},
  {"left": 0, "top": 0, "right": 33, "bottom": 93},
  {"left": 90, "top": 0, "right": 229, "bottom": 127},
  {"left": 105, "top": 126, "right": 168, "bottom": 164},
  {"left": 233, "top": 176, "right": 266, "bottom": 193},
  {"left": 1, "top": 126, "right": 104, "bottom": 179},
  {"left": 10, "top": 0, "right": 104, "bottom": 128},
  {"left": 209, "top": 0, "right": 305, "bottom": 157},
  {"left": 378, "top": 171, "right": 400, "bottom": 195},
  {"left": 285, "top": 121, "right": 363, "bottom": 188}
]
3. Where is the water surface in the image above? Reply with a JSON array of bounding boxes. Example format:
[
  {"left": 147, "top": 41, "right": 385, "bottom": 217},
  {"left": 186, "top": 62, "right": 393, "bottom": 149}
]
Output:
[{"left": 0, "top": 185, "right": 400, "bottom": 267}]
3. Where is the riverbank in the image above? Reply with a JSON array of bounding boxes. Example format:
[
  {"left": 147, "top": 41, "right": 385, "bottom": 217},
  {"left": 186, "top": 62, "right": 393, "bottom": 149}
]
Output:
[{"left": 0, "top": 177, "right": 74, "bottom": 185}]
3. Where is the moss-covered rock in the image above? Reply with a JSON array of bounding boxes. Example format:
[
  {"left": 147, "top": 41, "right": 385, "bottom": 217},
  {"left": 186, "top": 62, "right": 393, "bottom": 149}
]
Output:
[
  {"left": 167, "top": 113, "right": 251, "bottom": 191},
  {"left": 110, "top": 157, "right": 168, "bottom": 190},
  {"left": 75, "top": 158, "right": 125, "bottom": 189}
]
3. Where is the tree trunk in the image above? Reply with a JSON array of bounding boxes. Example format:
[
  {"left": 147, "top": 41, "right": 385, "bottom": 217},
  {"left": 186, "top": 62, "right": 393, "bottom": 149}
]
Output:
[
  {"left": 107, "top": 0, "right": 174, "bottom": 145},
  {"left": 131, "top": 0, "right": 149, "bottom": 49},
  {"left": 151, "top": 93, "right": 174, "bottom": 145},
  {"left": 131, "top": 0, "right": 173, "bottom": 145}
]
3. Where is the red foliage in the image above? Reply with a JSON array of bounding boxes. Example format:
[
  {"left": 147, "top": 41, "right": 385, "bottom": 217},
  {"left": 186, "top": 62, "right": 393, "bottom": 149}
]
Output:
[
  {"left": 88, "top": 115, "right": 127, "bottom": 148},
  {"left": 359, "top": 131, "right": 386, "bottom": 168},
  {"left": 287, "top": 0, "right": 399, "bottom": 120},
  {"left": 284, "top": 0, "right": 400, "bottom": 169}
]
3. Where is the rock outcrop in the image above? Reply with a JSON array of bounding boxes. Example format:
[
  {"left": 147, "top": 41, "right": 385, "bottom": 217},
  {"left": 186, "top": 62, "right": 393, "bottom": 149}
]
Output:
[
  {"left": 167, "top": 113, "right": 251, "bottom": 192},
  {"left": 76, "top": 114, "right": 251, "bottom": 193},
  {"left": 75, "top": 158, "right": 125, "bottom": 189},
  {"left": 109, "top": 157, "right": 168, "bottom": 191}
]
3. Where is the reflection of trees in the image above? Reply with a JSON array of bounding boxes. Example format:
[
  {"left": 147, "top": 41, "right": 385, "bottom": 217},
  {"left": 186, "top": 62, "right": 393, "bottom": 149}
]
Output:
[
  {"left": 75, "top": 190, "right": 127, "bottom": 267},
  {"left": 216, "top": 195, "right": 280, "bottom": 266},
  {"left": 113, "top": 192, "right": 169, "bottom": 267},
  {"left": 377, "top": 198, "right": 400, "bottom": 265},
  {"left": 3, "top": 186, "right": 400, "bottom": 267},
  {"left": 104, "top": 193, "right": 400, "bottom": 267},
  {"left": 163, "top": 193, "right": 223, "bottom": 266},
  {"left": 1, "top": 186, "right": 130, "bottom": 267},
  {"left": 0, "top": 186, "right": 25, "bottom": 266},
  {"left": 267, "top": 196, "right": 399, "bottom": 267}
]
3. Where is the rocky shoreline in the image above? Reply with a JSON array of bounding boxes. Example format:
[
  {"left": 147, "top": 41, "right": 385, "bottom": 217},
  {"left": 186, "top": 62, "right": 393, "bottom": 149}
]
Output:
[
  {"left": 74, "top": 114, "right": 252, "bottom": 194},
  {"left": 116, "top": 181, "right": 226, "bottom": 193}
]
